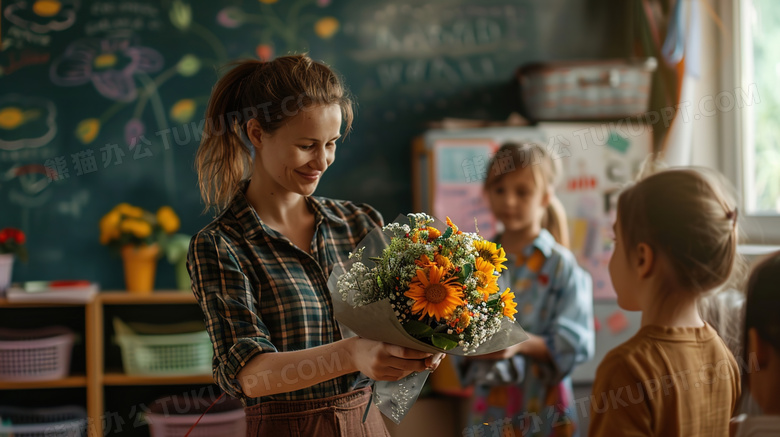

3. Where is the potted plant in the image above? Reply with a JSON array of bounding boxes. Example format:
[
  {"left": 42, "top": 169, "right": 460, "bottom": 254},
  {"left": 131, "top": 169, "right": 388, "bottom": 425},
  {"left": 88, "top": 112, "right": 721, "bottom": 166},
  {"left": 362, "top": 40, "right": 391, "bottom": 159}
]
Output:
[
  {"left": 164, "top": 233, "right": 193, "bottom": 292},
  {"left": 99, "top": 204, "right": 180, "bottom": 294},
  {"left": 0, "top": 228, "right": 27, "bottom": 294}
]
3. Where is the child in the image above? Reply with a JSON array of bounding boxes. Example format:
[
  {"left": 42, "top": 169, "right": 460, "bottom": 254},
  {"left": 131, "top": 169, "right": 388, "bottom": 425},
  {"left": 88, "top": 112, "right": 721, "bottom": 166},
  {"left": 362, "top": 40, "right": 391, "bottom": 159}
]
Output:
[
  {"left": 589, "top": 168, "right": 741, "bottom": 437},
  {"left": 464, "top": 142, "right": 595, "bottom": 437},
  {"left": 187, "top": 55, "right": 440, "bottom": 436},
  {"left": 730, "top": 251, "right": 780, "bottom": 436}
]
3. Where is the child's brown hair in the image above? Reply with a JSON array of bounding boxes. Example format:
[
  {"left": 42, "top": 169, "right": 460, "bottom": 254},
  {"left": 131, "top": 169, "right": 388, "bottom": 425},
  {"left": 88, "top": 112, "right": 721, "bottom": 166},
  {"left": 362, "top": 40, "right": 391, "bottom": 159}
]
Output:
[
  {"left": 616, "top": 168, "right": 739, "bottom": 294},
  {"left": 484, "top": 142, "right": 569, "bottom": 248},
  {"left": 743, "top": 251, "right": 780, "bottom": 362},
  {"left": 195, "top": 54, "right": 353, "bottom": 213}
]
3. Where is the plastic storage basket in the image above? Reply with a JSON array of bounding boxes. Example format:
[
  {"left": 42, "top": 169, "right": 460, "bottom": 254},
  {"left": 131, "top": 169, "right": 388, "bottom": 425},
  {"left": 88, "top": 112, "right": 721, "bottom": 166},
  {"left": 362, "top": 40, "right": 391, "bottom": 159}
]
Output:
[
  {"left": 0, "top": 326, "right": 75, "bottom": 382},
  {"left": 145, "top": 395, "right": 246, "bottom": 437},
  {"left": 114, "top": 318, "right": 212, "bottom": 375},
  {"left": 517, "top": 58, "right": 657, "bottom": 121},
  {"left": 0, "top": 405, "right": 87, "bottom": 437}
]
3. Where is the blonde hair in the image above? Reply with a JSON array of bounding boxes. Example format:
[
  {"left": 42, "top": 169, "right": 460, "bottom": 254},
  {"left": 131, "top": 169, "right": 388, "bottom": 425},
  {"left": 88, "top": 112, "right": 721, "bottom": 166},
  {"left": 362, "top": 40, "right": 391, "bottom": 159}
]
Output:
[
  {"left": 195, "top": 54, "right": 353, "bottom": 213},
  {"left": 616, "top": 167, "right": 740, "bottom": 294},
  {"left": 484, "top": 142, "right": 569, "bottom": 248}
]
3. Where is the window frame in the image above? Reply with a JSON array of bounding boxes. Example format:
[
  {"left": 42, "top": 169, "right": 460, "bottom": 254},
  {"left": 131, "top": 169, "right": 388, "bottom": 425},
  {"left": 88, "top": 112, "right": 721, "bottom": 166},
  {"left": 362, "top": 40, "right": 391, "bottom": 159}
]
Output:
[{"left": 721, "top": 0, "right": 780, "bottom": 244}]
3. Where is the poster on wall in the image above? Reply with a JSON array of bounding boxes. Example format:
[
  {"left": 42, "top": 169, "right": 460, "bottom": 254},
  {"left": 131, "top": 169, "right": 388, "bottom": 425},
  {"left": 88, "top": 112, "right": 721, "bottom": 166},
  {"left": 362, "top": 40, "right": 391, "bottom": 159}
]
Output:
[
  {"left": 433, "top": 139, "right": 499, "bottom": 237},
  {"left": 540, "top": 123, "right": 653, "bottom": 300}
]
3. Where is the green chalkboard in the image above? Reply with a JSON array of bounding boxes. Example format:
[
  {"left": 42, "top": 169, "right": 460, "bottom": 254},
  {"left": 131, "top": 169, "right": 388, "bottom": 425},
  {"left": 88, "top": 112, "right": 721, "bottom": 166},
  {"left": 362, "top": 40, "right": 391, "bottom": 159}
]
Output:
[{"left": 0, "top": 0, "right": 627, "bottom": 289}]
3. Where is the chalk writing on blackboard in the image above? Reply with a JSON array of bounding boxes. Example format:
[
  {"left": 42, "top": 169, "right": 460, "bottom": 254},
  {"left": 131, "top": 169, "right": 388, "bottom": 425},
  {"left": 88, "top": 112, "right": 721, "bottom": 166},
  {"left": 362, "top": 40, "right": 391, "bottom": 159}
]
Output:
[
  {"left": 343, "top": 2, "right": 526, "bottom": 90},
  {"left": 376, "top": 57, "right": 496, "bottom": 89},
  {"left": 1, "top": 50, "right": 51, "bottom": 75}
]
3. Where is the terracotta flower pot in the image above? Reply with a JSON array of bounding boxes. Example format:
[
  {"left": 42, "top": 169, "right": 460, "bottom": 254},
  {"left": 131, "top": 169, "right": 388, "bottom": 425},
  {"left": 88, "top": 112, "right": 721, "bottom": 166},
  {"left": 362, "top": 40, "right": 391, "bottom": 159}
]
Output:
[{"left": 121, "top": 244, "right": 160, "bottom": 294}]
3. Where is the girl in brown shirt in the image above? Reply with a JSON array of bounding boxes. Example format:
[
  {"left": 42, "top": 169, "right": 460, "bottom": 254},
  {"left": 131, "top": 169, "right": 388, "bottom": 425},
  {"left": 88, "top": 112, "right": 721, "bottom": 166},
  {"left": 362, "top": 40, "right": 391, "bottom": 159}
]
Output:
[{"left": 589, "top": 168, "right": 741, "bottom": 437}]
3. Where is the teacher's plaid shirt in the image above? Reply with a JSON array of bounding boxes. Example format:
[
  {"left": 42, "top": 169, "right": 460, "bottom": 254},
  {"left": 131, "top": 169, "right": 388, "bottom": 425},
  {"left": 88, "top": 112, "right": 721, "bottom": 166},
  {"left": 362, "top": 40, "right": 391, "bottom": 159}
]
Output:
[{"left": 188, "top": 181, "right": 383, "bottom": 406}]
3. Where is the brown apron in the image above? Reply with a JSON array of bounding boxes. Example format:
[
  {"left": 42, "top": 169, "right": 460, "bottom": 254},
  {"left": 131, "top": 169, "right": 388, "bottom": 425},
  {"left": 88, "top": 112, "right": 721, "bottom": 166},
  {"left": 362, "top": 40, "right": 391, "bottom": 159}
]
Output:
[{"left": 244, "top": 387, "right": 390, "bottom": 436}]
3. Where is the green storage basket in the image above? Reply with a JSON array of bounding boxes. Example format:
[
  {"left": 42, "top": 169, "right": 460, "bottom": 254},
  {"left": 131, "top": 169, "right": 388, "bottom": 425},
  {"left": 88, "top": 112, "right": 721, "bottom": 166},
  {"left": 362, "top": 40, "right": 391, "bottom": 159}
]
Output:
[{"left": 114, "top": 318, "right": 212, "bottom": 376}]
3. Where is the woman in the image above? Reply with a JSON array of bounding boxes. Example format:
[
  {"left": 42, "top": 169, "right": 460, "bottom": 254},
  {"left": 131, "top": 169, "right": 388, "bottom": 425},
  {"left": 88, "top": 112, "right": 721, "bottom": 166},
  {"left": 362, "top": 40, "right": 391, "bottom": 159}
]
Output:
[{"left": 188, "top": 55, "right": 441, "bottom": 436}]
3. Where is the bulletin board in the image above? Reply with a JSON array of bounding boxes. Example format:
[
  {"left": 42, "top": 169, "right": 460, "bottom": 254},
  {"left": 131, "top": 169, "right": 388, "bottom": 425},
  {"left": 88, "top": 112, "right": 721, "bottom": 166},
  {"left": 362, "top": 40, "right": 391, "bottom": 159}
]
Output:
[
  {"left": 433, "top": 139, "right": 498, "bottom": 235},
  {"left": 538, "top": 122, "right": 654, "bottom": 300},
  {"left": 412, "top": 125, "right": 546, "bottom": 237}
]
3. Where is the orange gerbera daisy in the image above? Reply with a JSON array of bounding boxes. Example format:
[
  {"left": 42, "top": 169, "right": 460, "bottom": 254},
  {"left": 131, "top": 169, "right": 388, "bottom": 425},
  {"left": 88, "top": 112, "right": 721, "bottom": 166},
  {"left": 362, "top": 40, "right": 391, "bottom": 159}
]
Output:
[
  {"left": 434, "top": 253, "right": 453, "bottom": 271},
  {"left": 415, "top": 254, "right": 434, "bottom": 268},
  {"left": 500, "top": 288, "right": 518, "bottom": 320},
  {"left": 446, "top": 216, "right": 461, "bottom": 234},
  {"left": 411, "top": 226, "right": 442, "bottom": 243},
  {"left": 425, "top": 226, "right": 442, "bottom": 241},
  {"left": 457, "top": 311, "right": 471, "bottom": 329},
  {"left": 473, "top": 240, "right": 508, "bottom": 272},
  {"left": 473, "top": 257, "right": 499, "bottom": 300},
  {"left": 405, "top": 266, "right": 464, "bottom": 321}
]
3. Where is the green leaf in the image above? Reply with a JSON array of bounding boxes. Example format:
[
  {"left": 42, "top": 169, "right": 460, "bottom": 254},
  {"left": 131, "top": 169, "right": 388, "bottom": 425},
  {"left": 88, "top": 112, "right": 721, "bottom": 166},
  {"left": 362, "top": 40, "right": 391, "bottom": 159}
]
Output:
[
  {"left": 433, "top": 324, "right": 449, "bottom": 333},
  {"left": 441, "top": 227, "right": 453, "bottom": 240},
  {"left": 459, "top": 263, "right": 473, "bottom": 282},
  {"left": 404, "top": 320, "right": 434, "bottom": 338},
  {"left": 431, "top": 333, "right": 459, "bottom": 350}
]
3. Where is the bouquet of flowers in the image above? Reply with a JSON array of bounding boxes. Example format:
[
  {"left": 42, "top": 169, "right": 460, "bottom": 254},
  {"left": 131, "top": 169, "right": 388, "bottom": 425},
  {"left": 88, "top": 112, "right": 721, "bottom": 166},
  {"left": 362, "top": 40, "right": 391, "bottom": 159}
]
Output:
[
  {"left": 328, "top": 213, "right": 527, "bottom": 423},
  {"left": 99, "top": 203, "right": 180, "bottom": 250}
]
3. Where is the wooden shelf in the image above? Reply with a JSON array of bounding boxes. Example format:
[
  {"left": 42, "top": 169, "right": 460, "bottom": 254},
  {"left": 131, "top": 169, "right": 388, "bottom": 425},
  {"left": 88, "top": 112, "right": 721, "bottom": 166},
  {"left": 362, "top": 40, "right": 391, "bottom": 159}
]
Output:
[
  {"left": 0, "top": 374, "right": 87, "bottom": 390},
  {"left": 2, "top": 292, "right": 203, "bottom": 436},
  {"left": 0, "top": 298, "right": 88, "bottom": 308},
  {"left": 99, "top": 290, "right": 195, "bottom": 305},
  {"left": 0, "top": 291, "right": 196, "bottom": 307},
  {"left": 102, "top": 372, "right": 214, "bottom": 386}
]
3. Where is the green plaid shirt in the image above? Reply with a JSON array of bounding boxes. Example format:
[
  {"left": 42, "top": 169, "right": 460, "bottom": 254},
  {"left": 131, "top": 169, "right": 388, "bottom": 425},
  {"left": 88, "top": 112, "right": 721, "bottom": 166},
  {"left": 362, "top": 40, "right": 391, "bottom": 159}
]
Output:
[{"left": 188, "top": 181, "right": 383, "bottom": 405}]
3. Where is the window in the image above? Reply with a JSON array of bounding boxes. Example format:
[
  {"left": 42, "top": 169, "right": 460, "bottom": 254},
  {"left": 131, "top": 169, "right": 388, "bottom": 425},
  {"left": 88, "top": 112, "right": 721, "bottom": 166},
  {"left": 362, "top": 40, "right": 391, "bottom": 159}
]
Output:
[
  {"left": 728, "top": 0, "right": 780, "bottom": 244},
  {"left": 740, "top": 0, "right": 780, "bottom": 215}
]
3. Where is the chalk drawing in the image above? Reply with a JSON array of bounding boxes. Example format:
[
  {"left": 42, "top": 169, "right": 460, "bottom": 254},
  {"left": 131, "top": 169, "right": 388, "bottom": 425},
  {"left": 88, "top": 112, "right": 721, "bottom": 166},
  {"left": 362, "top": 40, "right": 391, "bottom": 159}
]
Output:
[
  {"left": 49, "top": 33, "right": 163, "bottom": 102},
  {"left": 3, "top": 0, "right": 81, "bottom": 35},
  {"left": 0, "top": 95, "right": 57, "bottom": 151}
]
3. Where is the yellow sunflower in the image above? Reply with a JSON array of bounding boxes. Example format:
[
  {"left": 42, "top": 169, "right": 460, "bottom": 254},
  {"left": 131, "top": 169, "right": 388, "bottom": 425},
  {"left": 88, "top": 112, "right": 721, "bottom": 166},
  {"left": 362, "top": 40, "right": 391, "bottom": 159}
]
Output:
[
  {"left": 473, "top": 240, "right": 508, "bottom": 272},
  {"left": 500, "top": 288, "right": 518, "bottom": 320},
  {"left": 405, "top": 266, "right": 464, "bottom": 321},
  {"left": 474, "top": 257, "right": 499, "bottom": 300}
]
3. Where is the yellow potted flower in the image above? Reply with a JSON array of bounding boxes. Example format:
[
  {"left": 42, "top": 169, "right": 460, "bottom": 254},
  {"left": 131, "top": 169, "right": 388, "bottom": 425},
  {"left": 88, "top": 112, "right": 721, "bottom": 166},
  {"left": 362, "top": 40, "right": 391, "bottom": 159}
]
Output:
[{"left": 100, "top": 204, "right": 180, "bottom": 294}]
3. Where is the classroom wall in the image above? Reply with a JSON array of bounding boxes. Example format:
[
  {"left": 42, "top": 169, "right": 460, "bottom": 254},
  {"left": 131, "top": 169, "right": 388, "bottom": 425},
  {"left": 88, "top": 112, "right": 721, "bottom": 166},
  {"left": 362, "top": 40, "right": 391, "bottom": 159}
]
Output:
[{"left": 0, "top": 0, "right": 631, "bottom": 290}]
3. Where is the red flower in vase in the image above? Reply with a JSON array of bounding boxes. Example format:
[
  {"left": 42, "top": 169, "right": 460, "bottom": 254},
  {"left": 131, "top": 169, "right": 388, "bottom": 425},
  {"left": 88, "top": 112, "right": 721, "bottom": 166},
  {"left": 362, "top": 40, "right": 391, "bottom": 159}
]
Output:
[{"left": 0, "top": 228, "right": 28, "bottom": 262}]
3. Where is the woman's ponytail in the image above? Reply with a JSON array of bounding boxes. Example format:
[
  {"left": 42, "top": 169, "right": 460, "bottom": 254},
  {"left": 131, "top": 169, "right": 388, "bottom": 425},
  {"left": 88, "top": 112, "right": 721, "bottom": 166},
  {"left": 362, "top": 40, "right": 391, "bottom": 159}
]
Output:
[{"left": 196, "top": 60, "right": 260, "bottom": 214}]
